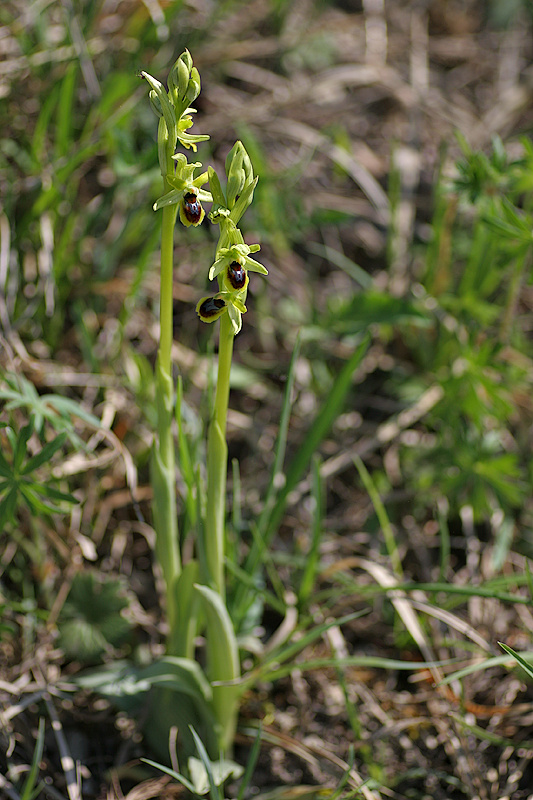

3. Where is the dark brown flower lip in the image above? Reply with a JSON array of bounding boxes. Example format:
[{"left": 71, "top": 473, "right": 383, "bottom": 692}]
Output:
[
  {"left": 198, "top": 296, "right": 226, "bottom": 318},
  {"left": 227, "top": 261, "right": 247, "bottom": 290},
  {"left": 182, "top": 191, "right": 203, "bottom": 224}
]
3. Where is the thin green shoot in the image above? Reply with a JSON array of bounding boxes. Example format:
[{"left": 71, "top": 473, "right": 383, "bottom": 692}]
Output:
[
  {"left": 297, "top": 454, "right": 324, "bottom": 608},
  {"left": 498, "top": 642, "right": 533, "bottom": 681},
  {"left": 235, "top": 724, "right": 263, "bottom": 800},
  {"left": 20, "top": 718, "right": 45, "bottom": 800},
  {"left": 352, "top": 454, "right": 403, "bottom": 579}
]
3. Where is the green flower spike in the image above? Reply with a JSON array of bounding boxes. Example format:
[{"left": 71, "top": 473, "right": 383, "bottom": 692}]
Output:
[
  {"left": 209, "top": 243, "right": 267, "bottom": 282},
  {"left": 141, "top": 50, "right": 209, "bottom": 180}
]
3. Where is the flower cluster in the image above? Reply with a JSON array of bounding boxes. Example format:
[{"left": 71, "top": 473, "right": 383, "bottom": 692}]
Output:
[
  {"left": 142, "top": 50, "right": 211, "bottom": 226},
  {"left": 143, "top": 53, "right": 267, "bottom": 334},
  {"left": 196, "top": 142, "right": 268, "bottom": 333}
]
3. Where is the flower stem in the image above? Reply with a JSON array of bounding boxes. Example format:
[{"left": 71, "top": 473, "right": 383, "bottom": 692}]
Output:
[
  {"left": 151, "top": 200, "right": 182, "bottom": 653},
  {"left": 205, "top": 312, "right": 235, "bottom": 597}
]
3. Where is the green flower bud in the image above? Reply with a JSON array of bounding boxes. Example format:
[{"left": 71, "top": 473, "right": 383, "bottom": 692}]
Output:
[
  {"left": 242, "top": 147, "right": 253, "bottom": 184},
  {"left": 186, "top": 68, "right": 201, "bottom": 104},
  {"left": 226, "top": 144, "right": 245, "bottom": 208},
  {"left": 148, "top": 89, "right": 163, "bottom": 118},
  {"left": 168, "top": 50, "right": 194, "bottom": 108}
]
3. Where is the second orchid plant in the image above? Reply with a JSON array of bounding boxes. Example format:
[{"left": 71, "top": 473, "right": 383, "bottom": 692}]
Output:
[{"left": 140, "top": 51, "right": 267, "bottom": 762}]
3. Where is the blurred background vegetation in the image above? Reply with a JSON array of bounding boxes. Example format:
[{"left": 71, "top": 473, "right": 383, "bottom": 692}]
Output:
[{"left": 2, "top": 0, "right": 533, "bottom": 798}]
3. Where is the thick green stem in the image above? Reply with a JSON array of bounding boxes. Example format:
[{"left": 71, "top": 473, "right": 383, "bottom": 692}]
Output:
[
  {"left": 214, "top": 312, "right": 235, "bottom": 437},
  {"left": 205, "top": 312, "right": 235, "bottom": 597},
  {"left": 151, "top": 201, "right": 182, "bottom": 653},
  {"left": 159, "top": 201, "right": 177, "bottom": 383}
]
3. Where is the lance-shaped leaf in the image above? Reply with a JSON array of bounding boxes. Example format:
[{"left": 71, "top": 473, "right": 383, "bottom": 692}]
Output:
[{"left": 194, "top": 583, "right": 241, "bottom": 753}]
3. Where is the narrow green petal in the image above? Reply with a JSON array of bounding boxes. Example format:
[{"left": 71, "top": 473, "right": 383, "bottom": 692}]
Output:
[
  {"left": 227, "top": 304, "right": 243, "bottom": 334},
  {"left": 209, "top": 256, "right": 229, "bottom": 281},
  {"left": 244, "top": 255, "right": 268, "bottom": 275},
  {"left": 153, "top": 189, "right": 183, "bottom": 211}
]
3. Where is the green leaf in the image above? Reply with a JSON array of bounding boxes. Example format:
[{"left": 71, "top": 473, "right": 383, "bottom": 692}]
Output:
[
  {"left": 142, "top": 657, "right": 219, "bottom": 760},
  {"left": 188, "top": 756, "right": 243, "bottom": 797},
  {"left": 194, "top": 583, "right": 240, "bottom": 753},
  {"left": 170, "top": 560, "right": 200, "bottom": 659},
  {"left": 13, "top": 422, "right": 33, "bottom": 473},
  {"left": 21, "top": 432, "right": 67, "bottom": 474},
  {"left": 0, "top": 452, "right": 13, "bottom": 478},
  {"left": 33, "top": 483, "right": 78, "bottom": 505},
  {"left": 140, "top": 758, "right": 196, "bottom": 794},
  {"left": 188, "top": 728, "right": 243, "bottom": 798},
  {"left": 20, "top": 482, "right": 71, "bottom": 515},
  {"left": 20, "top": 717, "right": 45, "bottom": 800},
  {"left": 0, "top": 488, "right": 18, "bottom": 527},
  {"left": 499, "top": 643, "right": 533, "bottom": 681},
  {"left": 264, "top": 334, "right": 370, "bottom": 546},
  {"left": 332, "top": 290, "right": 429, "bottom": 334},
  {"left": 58, "top": 572, "right": 133, "bottom": 662},
  {"left": 44, "top": 395, "right": 102, "bottom": 429}
]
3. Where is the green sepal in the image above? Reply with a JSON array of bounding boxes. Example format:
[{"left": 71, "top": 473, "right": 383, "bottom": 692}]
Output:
[
  {"left": 207, "top": 166, "right": 227, "bottom": 208},
  {"left": 154, "top": 186, "right": 211, "bottom": 212},
  {"left": 227, "top": 301, "right": 243, "bottom": 334},
  {"left": 229, "top": 176, "right": 258, "bottom": 225},
  {"left": 177, "top": 129, "right": 210, "bottom": 151},
  {"left": 153, "top": 189, "right": 183, "bottom": 211}
]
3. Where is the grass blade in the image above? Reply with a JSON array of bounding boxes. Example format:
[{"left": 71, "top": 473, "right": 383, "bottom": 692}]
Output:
[{"left": 20, "top": 718, "right": 45, "bottom": 800}]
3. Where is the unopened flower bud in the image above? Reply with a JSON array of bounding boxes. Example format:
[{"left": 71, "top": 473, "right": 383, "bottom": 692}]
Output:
[
  {"left": 186, "top": 68, "right": 201, "bottom": 104},
  {"left": 226, "top": 145, "right": 245, "bottom": 208},
  {"left": 168, "top": 50, "right": 194, "bottom": 107},
  {"left": 148, "top": 89, "right": 163, "bottom": 118}
]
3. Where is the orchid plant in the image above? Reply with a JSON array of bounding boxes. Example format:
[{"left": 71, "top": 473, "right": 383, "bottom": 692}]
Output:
[{"left": 140, "top": 51, "right": 267, "bottom": 764}]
